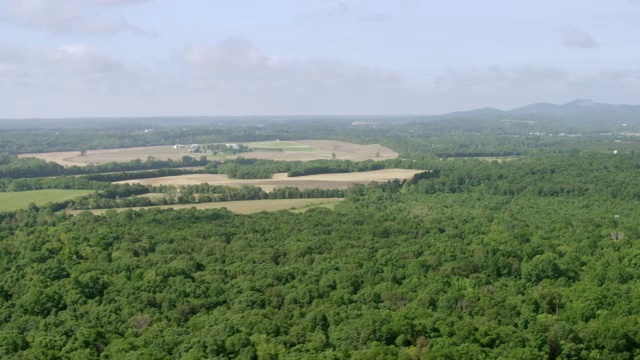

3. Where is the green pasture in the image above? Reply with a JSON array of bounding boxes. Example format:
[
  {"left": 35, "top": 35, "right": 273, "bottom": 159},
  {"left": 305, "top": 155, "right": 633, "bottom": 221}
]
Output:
[
  {"left": 0, "top": 190, "right": 94, "bottom": 212},
  {"left": 245, "top": 141, "right": 317, "bottom": 152}
]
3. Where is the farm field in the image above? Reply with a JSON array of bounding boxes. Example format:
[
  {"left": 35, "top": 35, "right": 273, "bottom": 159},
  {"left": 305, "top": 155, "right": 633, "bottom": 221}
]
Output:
[
  {"left": 115, "top": 169, "right": 423, "bottom": 192},
  {"left": 246, "top": 141, "right": 316, "bottom": 152},
  {"left": 67, "top": 198, "right": 343, "bottom": 215},
  {"left": 247, "top": 141, "right": 308, "bottom": 148},
  {"left": 18, "top": 140, "right": 398, "bottom": 166},
  {"left": 0, "top": 190, "right": 94, "bottom": 212},
  {"left": 19, "top": 146, "right": 193, "bottom": 166}
]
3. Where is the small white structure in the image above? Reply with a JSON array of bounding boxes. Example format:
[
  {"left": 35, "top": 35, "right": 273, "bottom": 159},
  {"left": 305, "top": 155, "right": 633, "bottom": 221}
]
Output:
[
  {"left": 172, "top": 144, "right": 186, "bottom": 149},
  {"left": 225, "top": 143, "right": 240, "bottom": 149},
  {"left": 614, "top": 150, "right": 619, "bottom": 155}
]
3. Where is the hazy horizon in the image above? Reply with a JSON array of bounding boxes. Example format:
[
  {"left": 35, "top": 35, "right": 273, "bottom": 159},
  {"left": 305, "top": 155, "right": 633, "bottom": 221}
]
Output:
[
  {"left": 1, "top": 98, "right": 637, "bottom": 122},
  {"left": 1, "top": 0, "right": 639, "bottom": 118}
]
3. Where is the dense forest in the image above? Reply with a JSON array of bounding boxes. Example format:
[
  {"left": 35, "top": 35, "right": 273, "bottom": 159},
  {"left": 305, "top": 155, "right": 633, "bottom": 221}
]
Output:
[
  {"left": 1, "top": 150, "right": 640, "bottom": 358},
  {"left": 2, "top": 113, "right": 639, "bottom": 158},
  {"left": 2, "top": 114, "right": 640, "bottom": 358}
]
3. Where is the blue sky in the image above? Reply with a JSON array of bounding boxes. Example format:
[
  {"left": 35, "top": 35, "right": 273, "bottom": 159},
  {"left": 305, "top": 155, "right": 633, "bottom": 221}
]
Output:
[{"left": 0, "top": 0, "right": 638, "bottom": 118}]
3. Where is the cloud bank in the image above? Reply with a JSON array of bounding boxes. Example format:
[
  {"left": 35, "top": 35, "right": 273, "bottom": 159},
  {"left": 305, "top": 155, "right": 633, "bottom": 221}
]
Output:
[
  {"left": 1, "top": 36, "right": 639, "bottom": 118},
  {"left": 0, "top": 0, "right": 150, "bottom": 35},
  {"left": 562, "top": 28, "right": 599, "bottom": 49}
]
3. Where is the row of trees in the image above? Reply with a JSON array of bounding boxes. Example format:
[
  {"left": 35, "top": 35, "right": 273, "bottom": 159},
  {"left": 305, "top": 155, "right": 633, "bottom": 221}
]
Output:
[
  {"left": 70, "top": 185, "right": 346, "bottom": 210},
  {"left": 205, "top": 158, "right": 430, "bottom": 180},
  {"left": 204, "top": 143, "right": 252, "bottom": 155},
  {"left": 0, "top": 154, "right": 208, "bottom": 179}
]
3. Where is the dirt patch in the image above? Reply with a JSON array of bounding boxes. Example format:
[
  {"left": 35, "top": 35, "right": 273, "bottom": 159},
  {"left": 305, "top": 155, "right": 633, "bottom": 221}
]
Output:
[{"left": 115, "top": 169, "right": 423, "bottom": 191}]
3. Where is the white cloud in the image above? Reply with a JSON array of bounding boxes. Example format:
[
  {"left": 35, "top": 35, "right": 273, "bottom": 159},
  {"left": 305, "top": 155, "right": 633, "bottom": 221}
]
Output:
[
  {"left": 562, "top": 28, "right": 599, "bottom": 49},
  {"left": 0, "top": 42, "right": 141, "bottom": 90},
  {"left": 562, "top": 68, "right": 640, "bottom": 105},
  {"left": 179, "top": 38, "right": 400, "bottom": 93},
  {"left": 0, "top": 0, "right": 150, "bottom": 35},
  {"left": 182, "top": 38, "right": 273, "bottom": 68},
  {"left": 86, "top": 0, "right": 150, "bottom": 5},
  {"left": 0, "top": 38, "right": 413, "bottom": 117},
  {"left": 1, "top": 37, "right": 639, "bottom": 118},
  {"left": 432, "top": 65, "right": 568, "bottom": 92},
  {"left": 300, "top": 1, "right": 391, "bottom": 22}
]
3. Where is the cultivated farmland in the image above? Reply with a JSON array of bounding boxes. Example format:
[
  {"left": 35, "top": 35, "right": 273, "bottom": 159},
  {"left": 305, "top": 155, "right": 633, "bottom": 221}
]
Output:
[
  {"left": 115, "top": 169, "right": 423, "bottom": 192},
  {"left": 18, "top": 140, "right": 398, "bottom": 166}
]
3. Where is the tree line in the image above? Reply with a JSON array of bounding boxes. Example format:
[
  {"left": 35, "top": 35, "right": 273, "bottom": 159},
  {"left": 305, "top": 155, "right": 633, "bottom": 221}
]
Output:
[{"left": 0, "top": 155, "right": 208, "bottom": 179}]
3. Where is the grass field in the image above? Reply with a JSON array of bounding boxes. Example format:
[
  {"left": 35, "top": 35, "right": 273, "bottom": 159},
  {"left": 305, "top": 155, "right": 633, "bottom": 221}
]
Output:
[
  {"left": 0, "top": 190, "right": 94, "bottom": 212},
  {"left": 245, "top": 141, "right": 316, "bottom": 153},
  {"left": 251, "top": 146, "right": 316, "bottom": 152},
  {"left": 115, "top": 169, "right": 424, "bottom": 191},
  {"left": 68, "top": 198, "right": 343, "bottom": 215},
  {"left": 247, "top": 141, "right": 304, "bottom": 148}
]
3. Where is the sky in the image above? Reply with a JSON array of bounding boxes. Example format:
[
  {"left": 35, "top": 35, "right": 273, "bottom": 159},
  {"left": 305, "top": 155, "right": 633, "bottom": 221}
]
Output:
[{"left": 0, "top": 0, "right": 639, "bottom": 118}]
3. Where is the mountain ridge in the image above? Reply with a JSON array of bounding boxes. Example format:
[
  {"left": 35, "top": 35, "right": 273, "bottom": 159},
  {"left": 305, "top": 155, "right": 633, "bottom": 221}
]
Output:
[{"left": 437, "top": 100, "right": 640, "bottom": 124}]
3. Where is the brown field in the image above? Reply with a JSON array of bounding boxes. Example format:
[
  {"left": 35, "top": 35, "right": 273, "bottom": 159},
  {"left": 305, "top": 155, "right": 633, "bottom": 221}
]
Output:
[
  {"left": 296, "top": 140, "right": 397, "bottom": 160},
  {"left": 67, "top": 198, "right": 343, "bottom": 216},
  {"left": 115, "top": 169, "right": 423, "bottom": 191},
  {"left": 18, "top": 150, "right": 89, "bottom": 167},
  {"left": 18, "top": 140, "right": 398, "bottom": 166},
  {"left": 19, "top": 146, "right": 194, "bottom": 167}
]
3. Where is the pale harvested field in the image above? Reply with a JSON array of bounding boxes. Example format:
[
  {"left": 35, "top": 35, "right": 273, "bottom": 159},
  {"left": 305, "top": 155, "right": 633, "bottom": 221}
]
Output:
[
  {"left": 67, "top": 198, "right": 343, "bottom": 216},
  {"left": 224, "top": 152, "right": 333, "bottom": 161},
  {"left": 115, "top": 169, "right": 423, "bottom": 191},
  {"left": 18, "top": 140, "right": 398, "bottom": 166},
  {"left": 297, "top": 140, "right": 398, "bottom": 160},
  {"left": 222, "top": 140, "right": 398, "bottom": 162},
  {"left": 18, "top": 146, "right": 192, "bottom": 167},
  {"left": 18, "top": 151, "right": 88, "bottom": 167}
]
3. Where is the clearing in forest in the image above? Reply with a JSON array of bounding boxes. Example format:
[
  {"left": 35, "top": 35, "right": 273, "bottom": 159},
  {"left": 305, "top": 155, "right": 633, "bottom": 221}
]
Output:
[
  {"left": 114, "top": 169, "right": 423, "bottom": 192},
  {"left": 18, "top": 140, "right": 398, "bottom": 166},
  {"left": 0, "top": 190, "right": 94, "bottom": 212},
  {"left": 67, "top": 198, "right": 343, "bottom": 215}
]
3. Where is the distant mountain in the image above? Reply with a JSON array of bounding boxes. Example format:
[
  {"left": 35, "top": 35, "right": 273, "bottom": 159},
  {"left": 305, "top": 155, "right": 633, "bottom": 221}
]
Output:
[
  {"left": 508, "top": 99, "right": 640, "bottom": 123},
  {"left": 417, "top": 99, "right": 640, "bottom": 133},
  {"left": 441, "top": 107, "right": 508, "bottom": 120}
]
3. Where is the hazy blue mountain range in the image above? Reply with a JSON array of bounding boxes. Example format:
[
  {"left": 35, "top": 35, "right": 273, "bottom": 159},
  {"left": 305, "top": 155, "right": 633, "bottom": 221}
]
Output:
[
  {"left": 440, "top": 100, "right": 640, "bottom": 124},
  {"left": 1, "top": 100, "right": 639, "bottom": 131}
]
